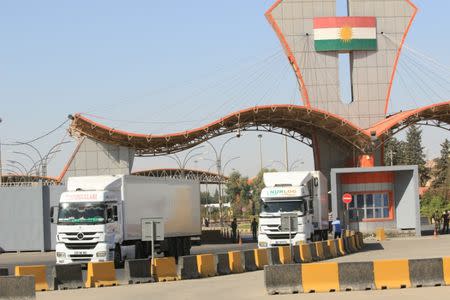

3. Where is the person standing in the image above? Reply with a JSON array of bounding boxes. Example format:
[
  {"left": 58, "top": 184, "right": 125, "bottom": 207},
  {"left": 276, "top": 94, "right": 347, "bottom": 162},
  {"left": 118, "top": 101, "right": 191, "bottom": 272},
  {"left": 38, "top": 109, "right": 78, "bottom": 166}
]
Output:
[
  {"left": 331, "top": 218, "right": 342, "bottom": 239},
  {"left": 432, "top": 210, "right": 441, "bottom": 235},
  {"left": 231, "top": 218, "right": 238, "bottom": 243},
  {"left": 251, "top": 217, "right": 258, "bottom": 241},
  {"left": 442, "top": 210, "right": 449, "bottom": 234}
]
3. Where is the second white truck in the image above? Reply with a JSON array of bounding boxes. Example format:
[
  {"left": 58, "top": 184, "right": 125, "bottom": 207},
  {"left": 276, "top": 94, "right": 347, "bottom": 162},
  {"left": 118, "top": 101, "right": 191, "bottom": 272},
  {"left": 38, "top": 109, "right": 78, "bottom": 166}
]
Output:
[
  {"left": 52, "top": 175, "right": 201, "bottom": 266},
  {"left": 258, "top": 171, "right": 329, "bottom": 248}
]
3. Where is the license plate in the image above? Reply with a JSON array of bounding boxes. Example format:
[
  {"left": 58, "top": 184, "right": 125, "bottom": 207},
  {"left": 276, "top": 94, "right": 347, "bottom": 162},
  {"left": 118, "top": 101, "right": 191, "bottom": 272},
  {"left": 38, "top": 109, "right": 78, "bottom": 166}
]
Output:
[
  {"left": 74, "top": 251, "right": 87, "bottom": 255},
  {"left": 274, "top": 240, "right": 286, "bottom": 244}
]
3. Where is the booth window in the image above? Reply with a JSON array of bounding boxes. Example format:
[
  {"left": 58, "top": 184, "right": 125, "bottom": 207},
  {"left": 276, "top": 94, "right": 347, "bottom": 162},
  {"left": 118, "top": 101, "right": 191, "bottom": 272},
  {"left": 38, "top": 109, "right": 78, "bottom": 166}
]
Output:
[{"left": 347, "top": 192, "right": 392, "bottom": 221}]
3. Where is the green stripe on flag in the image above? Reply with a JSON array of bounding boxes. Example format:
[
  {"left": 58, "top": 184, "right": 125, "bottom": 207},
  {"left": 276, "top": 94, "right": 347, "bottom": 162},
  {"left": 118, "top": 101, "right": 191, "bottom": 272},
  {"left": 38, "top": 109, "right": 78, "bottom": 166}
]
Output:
[{"left": 314, "top": 39, "right": 377, "bottom": 51}]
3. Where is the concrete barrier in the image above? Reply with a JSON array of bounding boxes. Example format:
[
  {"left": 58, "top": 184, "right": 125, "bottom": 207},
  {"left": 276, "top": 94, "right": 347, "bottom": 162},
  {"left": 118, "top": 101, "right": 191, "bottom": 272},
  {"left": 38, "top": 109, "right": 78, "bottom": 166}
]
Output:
[
  {"left": 52, "top": 263, "right": 84, "bottom": 290},
  {"left": 358, "top": 232, "right": 365, "bottom": 248},
  {"left": 267, "top": 247, "right": 282, "bottom": 265},
  {"left": 292, "top": 245, "right": 302, "bottom": 263},
  {"left": 337, "top": 238, "right": 346, "bottom": 256},
  {"left": 216, "top": 253, "right": 231, "bottom": 275},
  {"left": 228, "top": 251, "right": 244, "bottom": 273},
  {"left": 309, "top": 243, "right": 320, "bottom": 261},
  {"left": 354, "top": 233, "right": 362, "bottom": 249},
  {"left": 338, "top": 261, "right": 375, "bottom": 291},
  {"left": 197, "top": 254, "right": 216, "bottom": 277},
  {"left": 15, "top": 265, "right": 48, "bottom": 291},
  {"left": 243, "top": 250, "right": 258, "bottom": 272},
  {"left": 278, "top": 246, "right": 292, "bottom": 264},
  {"left": 302, "top": 262, "right": 340, "bottom": 293},
  {"left": 0, "top": 268, "right": 8, "bottom": 276},
  {"left": 444, "top": 257, "right": 450, "bottom": 285},
  {"left": 85, "top": 261, "right": 118, "bottom": 288},
  {"left": 177, "top": 255, "right": 200, "bottom": 279},
  {"left": 349, "top": 236, "right": 358, "bottom": 252},
  {"left": 153, "top": 257, "right": 178, "bottom": 282},
  {"left": 299, "top": 244, "right": 312, "bottom": 263},
  {"left": 0, "top": 275, "right": 35, "bottom": 299},
  {"left": 264, "top": 264, "right": 302, "bottom": 295},
  {"left": 376, "top": 228, "right": 386, "bottom": 241},
  {"left": 343, "top": 237, "right": 353, "bottom": 253},
  {"left": 314, "top": 242, "right": 325, "bottom": 260},
  {"left": 321, "top": 241, "right": 332, "bottom": 259},
  {"left": 373, "top": 259, "right": 411, "bottom": 289},
  {"left": 124, "top": 259, "right": 153, "bottom": 284},
  {"left": 254, "top": 249, "right": 269, "bottom": 269},
  {"left": 409, "top": 258, "right": 444, "bottom": 287},
  {"left": 327, "top": 240, "right": 338, "bottom": 258}
]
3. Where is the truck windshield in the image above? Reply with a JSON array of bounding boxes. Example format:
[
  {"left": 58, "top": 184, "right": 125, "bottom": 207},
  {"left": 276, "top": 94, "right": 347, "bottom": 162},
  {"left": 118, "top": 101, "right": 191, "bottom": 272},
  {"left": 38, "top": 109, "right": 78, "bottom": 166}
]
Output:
[
  {"left": 58, "top": 202, "right": 106, "bottom": 225},
  {"left": 261, "top": 197, "right": 306, "bottom": 215}
]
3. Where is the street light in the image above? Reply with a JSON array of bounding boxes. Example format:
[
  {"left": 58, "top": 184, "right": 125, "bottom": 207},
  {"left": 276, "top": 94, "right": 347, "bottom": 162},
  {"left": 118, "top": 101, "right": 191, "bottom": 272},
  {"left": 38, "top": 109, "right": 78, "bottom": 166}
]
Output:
[
  {"left": 13, "top": 151, "right": 37, "bottom": 169},
  {"left": 205, "top": 133, "right": 241, "bottom": 226},
  {"left": 257, "top": 134, "right": 263, "bottom": 171},
  {"left": 4, "top": 163, "right": 25, "bottom": 175},
  {"left": 0, "top": 117, "right": 3, "bottom": 185},
  {"left": 7, "top": 160, "right": 28, "bottom": 175},
  {"left": 268, "top": 159, "right": 304, "bottom": 171},
  {"left": 165, "top": 146, "right": 207, "bottom": 177},
  {"left": 222, "top": 156, "right": 240, "bottom": 176}
]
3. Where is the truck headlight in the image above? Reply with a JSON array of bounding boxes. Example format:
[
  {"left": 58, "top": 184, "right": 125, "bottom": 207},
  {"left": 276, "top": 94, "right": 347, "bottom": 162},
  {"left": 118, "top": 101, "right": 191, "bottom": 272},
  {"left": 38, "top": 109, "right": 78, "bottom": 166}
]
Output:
[
  {"left": 96, "top": 251, "right": 107, "bottom": 257},
  {"left": 258, "top": 241, "right": 268, "bottom": 247},
  {"left": 56, "top": 252, "right": 66, "bottom": 258}
]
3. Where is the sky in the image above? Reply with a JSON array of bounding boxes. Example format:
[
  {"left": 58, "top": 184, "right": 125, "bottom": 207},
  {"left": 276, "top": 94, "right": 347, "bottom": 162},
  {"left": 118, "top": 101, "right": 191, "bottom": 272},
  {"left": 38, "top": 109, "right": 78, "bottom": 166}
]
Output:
[{"left": 0, "top": 0, "right": 449, "bottom": 178}]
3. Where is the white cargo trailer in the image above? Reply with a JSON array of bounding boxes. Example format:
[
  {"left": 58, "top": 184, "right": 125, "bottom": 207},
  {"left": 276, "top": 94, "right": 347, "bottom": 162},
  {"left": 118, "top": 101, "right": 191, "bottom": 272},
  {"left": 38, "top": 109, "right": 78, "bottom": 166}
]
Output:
[{"left": 52, "top": 175, "right": 201, "bottom": 266}]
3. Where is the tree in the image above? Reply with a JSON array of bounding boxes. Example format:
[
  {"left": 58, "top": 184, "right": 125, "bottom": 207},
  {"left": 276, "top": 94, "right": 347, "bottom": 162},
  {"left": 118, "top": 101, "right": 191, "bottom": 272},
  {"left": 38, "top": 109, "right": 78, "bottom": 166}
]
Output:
[
  {"left": 383, "top": 137, "right": 406, "bottom": 166},
  {"left": 403, "top": 125, "right": 430, "bottom": 186},
  {"left": 420, "top": 189, "right": 449, "bottom": 219},
  {"left": 224, "top": 171, "right": 252, "bottom": 217},
  {"left": 432, "top": 139, "right": 449, "bottom": 189},
  {"left": 248, "top": 168, "right": 277, "bottom": 215}
]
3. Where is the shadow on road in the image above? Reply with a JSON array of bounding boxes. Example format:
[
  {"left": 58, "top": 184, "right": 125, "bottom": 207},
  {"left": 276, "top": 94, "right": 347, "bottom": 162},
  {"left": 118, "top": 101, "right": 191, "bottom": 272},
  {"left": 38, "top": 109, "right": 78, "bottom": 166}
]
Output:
[{"left": 358, "top": 242, "right": 384, "bottom": 252}]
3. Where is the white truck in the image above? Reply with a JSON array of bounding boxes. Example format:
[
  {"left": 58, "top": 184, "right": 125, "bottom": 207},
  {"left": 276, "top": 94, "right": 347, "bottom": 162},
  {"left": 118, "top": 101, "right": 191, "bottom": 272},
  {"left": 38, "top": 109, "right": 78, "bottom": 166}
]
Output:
[
  {"left": 257, "top": 171, "right": 329, "bottom": 248},
  {"left": 51, "top": 175, "right": 201, "bottom": 266}
]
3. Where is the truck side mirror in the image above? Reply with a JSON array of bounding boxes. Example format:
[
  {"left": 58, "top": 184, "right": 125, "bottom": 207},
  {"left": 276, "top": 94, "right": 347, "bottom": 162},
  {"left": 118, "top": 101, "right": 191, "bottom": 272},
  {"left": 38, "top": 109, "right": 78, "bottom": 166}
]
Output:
[
  {"left": 106, "top": 208, "right": 113, "bottom": 222},
  {"left": 50, "top": 206, "right": 58, "bottom": 224},
  {"left": 113, "top": 206, "right": 118, "bottom": 221}
]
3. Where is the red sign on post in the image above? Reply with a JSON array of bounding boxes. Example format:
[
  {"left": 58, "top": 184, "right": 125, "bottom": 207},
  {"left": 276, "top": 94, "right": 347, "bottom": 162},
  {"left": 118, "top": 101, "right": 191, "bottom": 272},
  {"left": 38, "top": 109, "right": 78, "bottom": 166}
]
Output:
[{"left": 342, "top": 193, "right": 352, "bottom": 205}]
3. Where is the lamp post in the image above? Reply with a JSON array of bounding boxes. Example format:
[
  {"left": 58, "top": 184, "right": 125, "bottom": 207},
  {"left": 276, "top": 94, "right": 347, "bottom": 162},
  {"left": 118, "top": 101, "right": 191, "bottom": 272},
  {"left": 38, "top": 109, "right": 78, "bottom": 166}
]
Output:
[
  {"left": 13, "top": 151, "right": 37, "bottom": 169},
  {"left": 14, "top": 142, "right": 43, "bottom": 176},
  {"left": 257, "top": 134, "right": 263, "bottom": 171},
  {"left": 205, "top": 133, "right": 241, "bottom": 226},
  {"left": 284, "top": 136, "right": 289, "bottom": 172},
  {"left": 0, "top": 117, "right": 3, "bottom": 185}
]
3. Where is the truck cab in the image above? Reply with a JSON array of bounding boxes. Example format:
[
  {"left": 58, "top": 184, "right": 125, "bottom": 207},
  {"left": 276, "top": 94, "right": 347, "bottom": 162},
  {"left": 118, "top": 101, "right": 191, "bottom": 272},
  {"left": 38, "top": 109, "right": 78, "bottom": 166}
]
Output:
[
  {"left": 257, "top": 171, "right": 329, "bottom": 248},
  {"left": 54, "top": 189, "right": 120, "bottom": 264}
]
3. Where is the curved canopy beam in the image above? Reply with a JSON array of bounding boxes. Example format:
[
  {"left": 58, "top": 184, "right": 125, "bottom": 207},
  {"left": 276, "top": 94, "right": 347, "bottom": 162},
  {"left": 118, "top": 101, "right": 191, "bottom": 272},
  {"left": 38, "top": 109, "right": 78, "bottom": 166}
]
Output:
[
  {"left": 69, "top": 101, "right": 450, "bottom": 156},
  {"left": 69, "top": 105, "right": 373, "bottom": 155},
  {"left": 132, "top": 168, "right": 228, "bottom": 184}
]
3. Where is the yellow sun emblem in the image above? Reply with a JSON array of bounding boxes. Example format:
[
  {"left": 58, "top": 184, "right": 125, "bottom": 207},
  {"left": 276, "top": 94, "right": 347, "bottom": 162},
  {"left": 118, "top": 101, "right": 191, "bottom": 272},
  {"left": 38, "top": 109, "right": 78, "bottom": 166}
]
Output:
[{"left": 339, "top": 26, "right": 353, "bottom": 43}]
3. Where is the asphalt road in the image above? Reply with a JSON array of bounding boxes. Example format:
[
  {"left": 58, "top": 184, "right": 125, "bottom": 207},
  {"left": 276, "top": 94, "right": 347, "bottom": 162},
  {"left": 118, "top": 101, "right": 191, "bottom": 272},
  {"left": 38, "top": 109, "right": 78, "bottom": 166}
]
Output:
[
  {"left": 0, "top": 241, "right": 257, "bottom": 288},
  {"left": 3, "top": 235, "right": 450, "bottom": 299}
]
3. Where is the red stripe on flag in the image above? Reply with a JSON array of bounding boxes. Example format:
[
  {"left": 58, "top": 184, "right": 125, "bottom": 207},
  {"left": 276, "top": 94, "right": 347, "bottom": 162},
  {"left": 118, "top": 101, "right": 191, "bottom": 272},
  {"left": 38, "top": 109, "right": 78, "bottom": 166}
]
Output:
[{"left": 313, "top": 17, "right": 376, "bottom": 29}]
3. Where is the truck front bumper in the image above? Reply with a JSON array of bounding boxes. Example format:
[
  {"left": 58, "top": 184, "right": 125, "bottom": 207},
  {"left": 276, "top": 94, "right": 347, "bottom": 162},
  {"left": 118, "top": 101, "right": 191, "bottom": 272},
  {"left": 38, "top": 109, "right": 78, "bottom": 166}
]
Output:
[
  {"left": 55, "top": 242, "right": 111, "bottom": 264},
  {"left": 257, "top": 233, "right": 307, "bottom": 248}
]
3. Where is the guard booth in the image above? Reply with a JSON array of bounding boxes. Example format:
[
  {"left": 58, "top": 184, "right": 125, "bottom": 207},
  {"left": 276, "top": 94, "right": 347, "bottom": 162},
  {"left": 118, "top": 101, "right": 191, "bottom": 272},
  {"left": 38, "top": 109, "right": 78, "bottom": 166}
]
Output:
[{"left": 330, "top": 166, "right": 421, "bottom": 236}]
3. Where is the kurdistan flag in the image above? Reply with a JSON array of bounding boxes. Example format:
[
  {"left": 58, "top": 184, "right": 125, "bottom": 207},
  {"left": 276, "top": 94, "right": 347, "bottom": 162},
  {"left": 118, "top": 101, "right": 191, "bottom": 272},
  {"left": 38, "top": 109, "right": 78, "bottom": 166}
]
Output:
[{"left": 313, "top": 17, "right": 377, "bottom": 52}]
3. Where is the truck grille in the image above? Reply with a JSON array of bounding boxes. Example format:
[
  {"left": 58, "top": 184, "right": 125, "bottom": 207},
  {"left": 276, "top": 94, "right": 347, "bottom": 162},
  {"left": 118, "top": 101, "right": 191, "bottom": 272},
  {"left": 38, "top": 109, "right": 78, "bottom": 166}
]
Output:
[
  {"left": 266, "top": 234, "right": 294, "bottom": 240},
  {"left": 65, "top": 243, "right": 97, "bottom": 250},
  {"left": 70, "top": 254, "right": 93, "bottom": 258}
]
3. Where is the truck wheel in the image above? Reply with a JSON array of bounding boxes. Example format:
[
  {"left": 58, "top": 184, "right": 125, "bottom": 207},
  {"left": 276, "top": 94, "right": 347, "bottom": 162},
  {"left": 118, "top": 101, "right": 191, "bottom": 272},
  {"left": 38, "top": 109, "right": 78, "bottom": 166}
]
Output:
[
  {"left": 114, "top": 244, "right": 122, "bottom": 269},
  {"left": 135, "top": 241, "right": 144, "bottom": 259}
]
